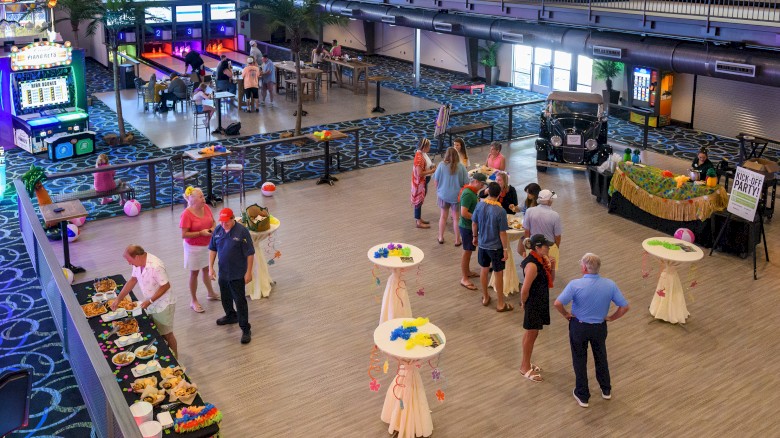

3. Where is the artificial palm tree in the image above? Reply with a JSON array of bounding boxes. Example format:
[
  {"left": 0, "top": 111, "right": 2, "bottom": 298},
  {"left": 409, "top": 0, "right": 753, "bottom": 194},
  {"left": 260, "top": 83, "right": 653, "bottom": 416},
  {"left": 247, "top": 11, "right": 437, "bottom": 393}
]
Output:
[
  {"left": 51, "top": 0, "right": 102, "bottom": 49},
  {"left": 87, "top": 0, "right": 145, "bottom": 143},
  {"left": 242, "top": 0, "right": 344, "bottom": 135}
]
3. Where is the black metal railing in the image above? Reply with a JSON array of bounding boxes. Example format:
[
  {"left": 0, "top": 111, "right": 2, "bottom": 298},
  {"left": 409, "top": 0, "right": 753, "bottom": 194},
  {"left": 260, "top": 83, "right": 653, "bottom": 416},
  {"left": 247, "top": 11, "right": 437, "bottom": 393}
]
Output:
[
  {"left": 444, "top": 99, "right": 547, "bottom": 150},
  {"left": 606, "top": 103, "right": 651, "bottom": 150}
]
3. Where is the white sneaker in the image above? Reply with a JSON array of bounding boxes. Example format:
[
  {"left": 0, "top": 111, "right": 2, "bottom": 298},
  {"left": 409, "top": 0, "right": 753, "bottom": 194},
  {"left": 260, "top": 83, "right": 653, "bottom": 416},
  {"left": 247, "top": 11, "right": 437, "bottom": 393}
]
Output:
[
  {"left": 601, "top": 389, "right": 611, "bottom": 400},
  {"left": 573, "top": 390, "right": 589, "bottom": 408}
]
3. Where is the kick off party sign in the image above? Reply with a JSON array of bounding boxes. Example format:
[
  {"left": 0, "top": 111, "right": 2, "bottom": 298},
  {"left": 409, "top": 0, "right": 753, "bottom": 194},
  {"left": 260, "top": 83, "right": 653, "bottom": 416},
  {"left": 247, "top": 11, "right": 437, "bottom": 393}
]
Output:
[{"left": 727, "top": 167, "right": 765, "bottom": 221}]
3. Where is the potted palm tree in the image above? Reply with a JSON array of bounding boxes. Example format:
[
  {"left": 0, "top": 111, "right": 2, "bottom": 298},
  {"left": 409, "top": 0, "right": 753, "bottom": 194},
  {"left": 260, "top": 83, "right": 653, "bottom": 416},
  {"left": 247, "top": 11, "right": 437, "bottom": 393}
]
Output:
[
  {"left": 593, "top": 60, "right": 624, "bottom": 104},
  {"left": 479, "top": 41, "right": 501, "bottom": 86},
  {"left": 242, "top": 0, "right": 345, "bottom": 135}
]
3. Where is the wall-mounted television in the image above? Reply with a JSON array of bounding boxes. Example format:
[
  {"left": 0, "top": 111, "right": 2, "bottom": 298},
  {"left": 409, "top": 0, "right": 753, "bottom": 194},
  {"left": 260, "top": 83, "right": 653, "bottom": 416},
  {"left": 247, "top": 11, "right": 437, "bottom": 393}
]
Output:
[
  {"left": 145, "top": 7, "right": 172, "bottom": 23},
  {"left": 210, "top": 4, "right": 236, "bottom": 21},
  {"left": 176, "top": 5, "right": 203, "bottom": 23}
]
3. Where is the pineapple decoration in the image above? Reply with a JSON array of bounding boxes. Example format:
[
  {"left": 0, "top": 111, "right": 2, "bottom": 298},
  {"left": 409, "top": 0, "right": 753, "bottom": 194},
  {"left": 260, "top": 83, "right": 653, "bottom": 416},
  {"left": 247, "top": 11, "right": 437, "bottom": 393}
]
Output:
[
  {"left": 21, "top": 165, "right": 52, "bottom": 205},
  {"left": 705, "top": 168, "right": 718, "bottom": 187},
  {"left": 622, "top": 148, "right": 632, "bottom": 163}
]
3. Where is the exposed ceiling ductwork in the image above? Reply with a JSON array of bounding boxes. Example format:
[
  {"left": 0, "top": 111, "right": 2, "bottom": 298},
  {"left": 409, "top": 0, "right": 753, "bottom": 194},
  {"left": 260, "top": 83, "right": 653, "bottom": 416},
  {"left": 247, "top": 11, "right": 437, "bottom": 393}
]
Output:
[{"left": 322, "top": 0, "right": 780, "bottom": 87}]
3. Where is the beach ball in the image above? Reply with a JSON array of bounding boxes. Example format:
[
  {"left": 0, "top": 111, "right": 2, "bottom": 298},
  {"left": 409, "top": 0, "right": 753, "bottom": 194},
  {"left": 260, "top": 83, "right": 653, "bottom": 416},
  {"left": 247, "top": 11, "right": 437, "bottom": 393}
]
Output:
[
  {"left": 66, "top": 223, "right": 80, "bottom": 242},
  {"left": 62, "top": 268, "right": 74, "bottom": 284},
  {"left": 674, "top": 228, "right": 695, "bottom": 244},
  {"left": 70, "top": 216, "right": 86, "bottom": 227},
  {"left": 261, "top": 182, "right": 276, "bottom": 197},
  {"left": 123, "top": 199, "right": 141, "bottom": 217}
]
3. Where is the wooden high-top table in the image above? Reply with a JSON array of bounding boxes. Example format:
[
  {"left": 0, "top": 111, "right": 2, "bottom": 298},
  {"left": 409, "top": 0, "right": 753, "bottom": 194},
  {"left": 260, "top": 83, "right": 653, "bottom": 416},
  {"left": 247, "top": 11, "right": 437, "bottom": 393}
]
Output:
[
  {"left": 40, "top": 200, "right": 88, "bottom": 273},
  {"left": 329, "top": 58, "right": 374, "bottom": 94},
  {"left": 305, "top": 130, "right": 349, "bottom": 185},
  {"left": 273, "top": 62, "right": 323, "bottom": 94},
  {"left": 368, "top": 75, "right": 393, "bottom": 113}
]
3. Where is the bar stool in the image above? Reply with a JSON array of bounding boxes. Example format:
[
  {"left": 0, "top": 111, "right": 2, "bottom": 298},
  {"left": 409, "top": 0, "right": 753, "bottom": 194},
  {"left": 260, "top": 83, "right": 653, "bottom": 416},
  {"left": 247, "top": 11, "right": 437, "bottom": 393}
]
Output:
[{"left": 192, "top": 104, "right": 211, "bottom": 139}]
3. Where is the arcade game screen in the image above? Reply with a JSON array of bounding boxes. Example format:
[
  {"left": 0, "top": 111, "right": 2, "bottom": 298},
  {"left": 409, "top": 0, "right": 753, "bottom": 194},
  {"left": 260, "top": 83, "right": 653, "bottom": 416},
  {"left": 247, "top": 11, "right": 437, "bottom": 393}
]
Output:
[
  {"left": 19, "top": 77, "right": 69, "bottom": 110},
  {"left": 210, "top": 3, "right": 236, "bottom": 20}
]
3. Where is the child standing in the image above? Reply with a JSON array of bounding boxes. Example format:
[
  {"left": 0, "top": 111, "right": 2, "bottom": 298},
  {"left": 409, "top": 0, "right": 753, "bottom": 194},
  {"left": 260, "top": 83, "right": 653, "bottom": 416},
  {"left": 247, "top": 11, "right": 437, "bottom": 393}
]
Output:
[{"left": 93, "top": 154, "right": 121, "bottom": 205}]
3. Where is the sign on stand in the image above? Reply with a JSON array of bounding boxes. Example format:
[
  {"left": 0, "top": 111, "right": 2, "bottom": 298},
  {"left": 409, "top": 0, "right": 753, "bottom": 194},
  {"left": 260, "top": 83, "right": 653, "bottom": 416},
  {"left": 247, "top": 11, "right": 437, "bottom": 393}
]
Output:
[{"left": 727, "top": 167, "right": 765, "bottom": 221}]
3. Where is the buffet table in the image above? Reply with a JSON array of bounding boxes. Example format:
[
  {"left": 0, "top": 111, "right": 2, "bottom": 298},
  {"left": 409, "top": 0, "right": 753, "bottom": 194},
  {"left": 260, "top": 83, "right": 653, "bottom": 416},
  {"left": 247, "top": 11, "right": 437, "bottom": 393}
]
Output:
[
  {"left": 374, "top": 318, "right": 446, "bottom": 438},
  {"left": 609, "top": 163, "right": 729, "bottom": 247},
  {"left": 368, "top": 243, "right": 424, "bottom": 324},
  {"left": 73, "top": 275, "right": 220, "bottom": 437},
  {"left": 489, "top": 214, "right": 523, "bottom": 296}
]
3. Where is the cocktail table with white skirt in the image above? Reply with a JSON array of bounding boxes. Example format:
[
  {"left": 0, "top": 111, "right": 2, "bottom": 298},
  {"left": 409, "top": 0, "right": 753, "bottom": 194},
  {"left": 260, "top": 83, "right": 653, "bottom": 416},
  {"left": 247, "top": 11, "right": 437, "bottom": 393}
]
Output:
[{"left": 368, "top": 243, "right": 425, "bottom": 324}]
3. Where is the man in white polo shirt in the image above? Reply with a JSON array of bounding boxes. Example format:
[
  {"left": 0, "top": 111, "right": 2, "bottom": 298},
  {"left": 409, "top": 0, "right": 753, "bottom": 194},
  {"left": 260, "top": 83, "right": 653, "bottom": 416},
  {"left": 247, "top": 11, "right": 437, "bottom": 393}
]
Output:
[
  {"left": 519, "top": 189, "right": 562, "bottom": 274},
  {"left": 112, "top": 244, "right": 178, "bottom": 356}
]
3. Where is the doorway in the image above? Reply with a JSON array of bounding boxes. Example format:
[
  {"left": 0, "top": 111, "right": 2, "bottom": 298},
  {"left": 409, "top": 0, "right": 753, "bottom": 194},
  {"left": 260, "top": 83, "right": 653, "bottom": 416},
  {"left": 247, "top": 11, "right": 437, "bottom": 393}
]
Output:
[{"left": 512, "top": 45, "right": 578, "bottom": 94}]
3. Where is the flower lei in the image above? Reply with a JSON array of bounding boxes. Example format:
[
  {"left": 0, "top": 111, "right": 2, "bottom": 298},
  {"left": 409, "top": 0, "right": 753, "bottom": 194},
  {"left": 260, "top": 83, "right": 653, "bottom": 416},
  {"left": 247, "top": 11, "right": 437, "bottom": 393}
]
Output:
[
  {"left": 530, "top": 250, "right": 554, "bottom": 288},
  {"left": 174, "top": 403, "right": 222, "bottom": 433},
  {"left": 482, "top": 199, "right": 501, "bottom": 207},
  {"left": 184, "top": 186, "right": 195, "bottom": 197}
]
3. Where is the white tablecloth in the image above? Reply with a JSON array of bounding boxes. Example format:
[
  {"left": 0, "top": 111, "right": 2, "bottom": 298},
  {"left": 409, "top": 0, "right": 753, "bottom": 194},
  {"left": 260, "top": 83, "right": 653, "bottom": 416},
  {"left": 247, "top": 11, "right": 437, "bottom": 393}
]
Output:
[
  {"left": 368, "top": 244, "right": 424, "bottom": 324},
  {"left": 642, "top": 237, "right": 703, "bottom": 324},
  {"left": 246, "top": 221, "right": 280, "bottom": 300},
  {"left": 489, "top": 216, "right": 523, "bottom": 296},
  {"left": 374, "top": 319, "right": 445, "bottom": 438}
]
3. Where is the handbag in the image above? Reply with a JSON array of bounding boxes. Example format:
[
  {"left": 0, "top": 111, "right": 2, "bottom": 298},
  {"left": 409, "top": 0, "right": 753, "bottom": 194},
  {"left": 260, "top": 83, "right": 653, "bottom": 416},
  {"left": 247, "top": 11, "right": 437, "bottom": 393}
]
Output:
[{"left": 242, "top": 204, "right": 270, "bottom": 232}]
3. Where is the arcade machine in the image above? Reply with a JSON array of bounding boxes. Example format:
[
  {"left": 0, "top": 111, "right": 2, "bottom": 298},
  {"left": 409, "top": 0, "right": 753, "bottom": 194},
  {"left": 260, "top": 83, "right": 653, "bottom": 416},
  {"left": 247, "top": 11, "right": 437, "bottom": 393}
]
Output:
[
  {"left": 206, "top": 3, "right": 245, "bottom": 66},
  {"left": 173, "top": 4, "right": 204, "bottom": 62},
  {"left": 629, "top": 66, "right": 674, "bottom": 128},
  {"left": 0, "top": 41, "right": 94, "bottom": 160}
]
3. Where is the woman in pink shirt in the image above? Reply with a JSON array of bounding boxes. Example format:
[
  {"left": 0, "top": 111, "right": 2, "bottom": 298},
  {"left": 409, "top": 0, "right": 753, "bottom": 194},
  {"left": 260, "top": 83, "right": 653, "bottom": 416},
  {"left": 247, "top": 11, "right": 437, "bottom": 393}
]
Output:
[
  {"left": 93, "top": 154, "right": 123, "bottom": 205},
  {"left": 485, "top": 141, "right": 506, "bottom": 171},
  {"left": 179, "top": 186, "right": 218, "bottom": 312}
]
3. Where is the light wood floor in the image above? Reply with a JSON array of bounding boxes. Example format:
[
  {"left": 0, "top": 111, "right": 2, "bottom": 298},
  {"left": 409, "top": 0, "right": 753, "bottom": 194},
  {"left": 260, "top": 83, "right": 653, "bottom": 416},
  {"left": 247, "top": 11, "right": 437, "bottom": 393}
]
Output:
[{"left": 56, "top": 139, "right": 780, "bottom": 437}]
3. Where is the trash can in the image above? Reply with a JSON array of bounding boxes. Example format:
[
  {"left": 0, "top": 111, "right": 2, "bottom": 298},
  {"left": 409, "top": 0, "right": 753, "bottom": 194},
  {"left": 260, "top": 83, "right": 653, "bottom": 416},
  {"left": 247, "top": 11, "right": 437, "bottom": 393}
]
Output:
[{"left": 119, "top": 64, "right": 136, "bottom": 89}]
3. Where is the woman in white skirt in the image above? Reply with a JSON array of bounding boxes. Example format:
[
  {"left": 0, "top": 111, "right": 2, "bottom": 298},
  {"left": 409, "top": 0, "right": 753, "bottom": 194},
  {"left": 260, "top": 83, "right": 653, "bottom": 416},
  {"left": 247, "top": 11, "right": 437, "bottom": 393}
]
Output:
[{"left": 179, "top": 187, "right": 219, "bottom": 312}]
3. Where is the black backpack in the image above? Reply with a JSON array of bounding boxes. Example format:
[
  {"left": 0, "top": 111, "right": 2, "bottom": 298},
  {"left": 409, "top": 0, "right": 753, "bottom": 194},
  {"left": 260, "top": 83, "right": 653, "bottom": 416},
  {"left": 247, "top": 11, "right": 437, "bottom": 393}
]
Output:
[{"left": 225, "top": 122, "right": 241, "bottom": 136}]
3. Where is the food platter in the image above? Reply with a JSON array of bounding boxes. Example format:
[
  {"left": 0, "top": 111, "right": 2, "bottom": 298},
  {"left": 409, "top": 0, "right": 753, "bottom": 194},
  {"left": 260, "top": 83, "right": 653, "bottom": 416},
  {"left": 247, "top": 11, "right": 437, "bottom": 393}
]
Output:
[
  {"left": 81, "top": 302, "right": 107, "bottom": 318},
  {"left": 112, "top": 351, "right": 136, "bottom": 367},
  {"left": 113, "top": 318, "right": 140, "bottom": 336},
  {"left": 94, "top": 278, "right": 117, "bottom": 294},
  {"left": 132, "top": 360, "right": 161, "bottom": 378},
  {"left": 108, "top": 297, "right": 138, "bottom": 311},
  {"left": 134, "top": 345, "right": 157, "bottom": 360},
  {"left": 101, "top": 309, "right": 129, "bottom": 322},
  {"left": 507, "top": 216, "right": 524, "bottom": 230}
]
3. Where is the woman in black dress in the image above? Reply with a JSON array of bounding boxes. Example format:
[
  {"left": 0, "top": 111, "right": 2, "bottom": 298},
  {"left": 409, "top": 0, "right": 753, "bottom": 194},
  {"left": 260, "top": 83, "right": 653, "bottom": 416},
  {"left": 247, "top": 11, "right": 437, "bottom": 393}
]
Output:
[{"left": 518, "top": 234, "right": 556, "bottom": 382}]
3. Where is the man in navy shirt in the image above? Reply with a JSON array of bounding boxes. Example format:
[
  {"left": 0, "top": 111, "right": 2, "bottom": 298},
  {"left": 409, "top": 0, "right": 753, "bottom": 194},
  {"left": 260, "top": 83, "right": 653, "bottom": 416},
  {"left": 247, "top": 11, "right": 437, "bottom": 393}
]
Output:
[
  {"left": 209, "top": 208, "right": 255, "bottom": 344},
  {"left": 554, "top": 253, "right": 630, "bottom": 408},
  {"left": 471, "top": 182, "right": 511, "bottom": 312}
]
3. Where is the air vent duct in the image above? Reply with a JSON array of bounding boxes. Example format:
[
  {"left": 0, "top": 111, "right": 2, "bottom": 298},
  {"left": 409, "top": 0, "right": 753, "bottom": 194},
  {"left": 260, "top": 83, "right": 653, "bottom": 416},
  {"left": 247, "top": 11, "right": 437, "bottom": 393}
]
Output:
[
  {"left": 501, "top": 32, "right": 523, "bottom": 43},
  {"left": 341, "top": 7, "right": 353, "bottom": 16},
  {"left": 592, "top": 45, "right": 623, "bottom": 59},
  {"left": 715, "top": 61, "right": 756, "bottom": 77},
  {"left": 433, "top": 22, "right": 453, "bottom": 33},
  {"left": 381, "top": 15, "right": 395, "bottom": 24}
]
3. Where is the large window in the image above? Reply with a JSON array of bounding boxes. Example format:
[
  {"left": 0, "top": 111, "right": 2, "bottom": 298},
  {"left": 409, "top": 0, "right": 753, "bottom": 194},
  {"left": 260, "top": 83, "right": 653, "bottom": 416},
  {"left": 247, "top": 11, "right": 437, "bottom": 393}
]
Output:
[
  {"left": 552, "top": 51, "right": 572, "bottom": 91},
  {"left": 577, "top": 55, "right": 593, "bottom": 93},
  {"left": 511, "top": 45, "right": 533, "bottom": 90},
  {"left": 512, "top": 45, "right": 589, "bottom": 94}
]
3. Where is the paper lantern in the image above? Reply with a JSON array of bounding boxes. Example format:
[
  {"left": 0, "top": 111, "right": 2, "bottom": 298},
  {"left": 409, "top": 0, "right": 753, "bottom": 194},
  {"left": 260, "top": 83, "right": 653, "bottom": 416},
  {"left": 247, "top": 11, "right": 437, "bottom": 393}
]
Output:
[
  {"left": 70, "top": 216, "right": 86, "bottom": 227},
  {"left": 261, "top": 182, "right": 276, "bottom": 197},
  {"left": 123, "top": 199, "right": 141, "bottom": 217},
  {"left": 62, "top": 268, "right": 74, "bottom": 284},
  {"left": 66, "top": 223, "right": 80, "bottom": 242},
  {"left": 674, "top": 228, "right": 695, "bottom": 244}
]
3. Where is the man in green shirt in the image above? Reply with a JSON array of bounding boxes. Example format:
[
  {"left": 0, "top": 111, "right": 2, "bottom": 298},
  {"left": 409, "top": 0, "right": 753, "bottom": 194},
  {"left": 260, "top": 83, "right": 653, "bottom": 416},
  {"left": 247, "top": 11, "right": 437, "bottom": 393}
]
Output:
[{"left": 459, "top": 173, "right": 487, "bottom": 290}]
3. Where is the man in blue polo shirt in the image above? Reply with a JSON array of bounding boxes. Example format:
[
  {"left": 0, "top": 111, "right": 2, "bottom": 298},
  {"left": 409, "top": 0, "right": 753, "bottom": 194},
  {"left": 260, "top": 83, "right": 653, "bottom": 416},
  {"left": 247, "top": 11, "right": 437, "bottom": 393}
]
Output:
[
  {"left": 471, "top": 181, "right": 511, "bottom": 312},
  {"left": 209, "top": 208, "right": 255, "bottom": 344},
  {"left": 554, "top": 253, "right": 630, "bottom": 408}
]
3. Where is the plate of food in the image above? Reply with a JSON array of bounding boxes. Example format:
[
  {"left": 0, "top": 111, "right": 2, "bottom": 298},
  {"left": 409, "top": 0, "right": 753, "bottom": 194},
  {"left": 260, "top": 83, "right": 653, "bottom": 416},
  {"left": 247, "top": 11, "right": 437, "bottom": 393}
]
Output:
[
  {"left": 160, "top": 376, "right": 183, "bottom": 391},
  {"left": 107, "top": 297, "right": 138, "bottom": 311},
  {"left": 112, "top": 351, "right": 136, "bottom": 367},
  {"left": 101, "top": 309, "right": 129, "bottom": 322},
  {"left": 159, "top": 366, "right": 185, "bottom": 380},
  {"left": 139, "top": 386, "right": 166, "bottom": 406},
  {"left": 132, "top": 376, "right": 158, "bottom": 394},
  {"left": 81, "top": 302, "right": 107, "bottom": 318},
  {"left": 507, "top": 217, "right": 524, "bottom": 230},
  {"left": 113, "top": 318, "right": 139, "bottom": 337},
  {"left": 134, "top": 345, "right": 157, "bottom": 360},
  {"left": 94, "top": 278, "right": 117, "bottom": 294}
]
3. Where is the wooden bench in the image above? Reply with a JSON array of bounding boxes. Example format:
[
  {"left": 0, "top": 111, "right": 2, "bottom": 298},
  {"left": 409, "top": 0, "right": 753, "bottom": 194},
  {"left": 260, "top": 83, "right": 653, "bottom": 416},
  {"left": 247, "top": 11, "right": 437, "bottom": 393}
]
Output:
[
  {"left": 273, "top": 150, "right": 343, "bottom": 182},
  {"left": 445, "top": 122, "right": 494, "bottom": 151},
  {"left": 51, "top": 182, "right": 136, "bottom": 204},
  {"left": 451, "top": 84, "right": 485, "bottom": 94}
]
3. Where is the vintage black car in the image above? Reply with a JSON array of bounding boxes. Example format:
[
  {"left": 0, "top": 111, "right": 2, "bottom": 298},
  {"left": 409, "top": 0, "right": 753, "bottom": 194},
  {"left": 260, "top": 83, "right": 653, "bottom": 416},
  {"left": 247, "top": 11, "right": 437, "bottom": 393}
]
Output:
[{"left": 536, "top": 91, "right": 611, "bottom": 172}]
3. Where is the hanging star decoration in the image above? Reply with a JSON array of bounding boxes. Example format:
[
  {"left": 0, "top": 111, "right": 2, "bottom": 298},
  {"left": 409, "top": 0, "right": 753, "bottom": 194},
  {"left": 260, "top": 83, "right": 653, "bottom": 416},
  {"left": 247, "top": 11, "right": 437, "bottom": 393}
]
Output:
[
  {"left": 435, "top": 389, "right": 445, "bottom": 402},
  {"left": 416, "top": 288, "right": 425, "bottom": 297},
  {"left": 431, "top": 368, "right": 441, "bottom": 381},
  {"left": 656, "top": 289, "right": 666, "bottom": 297},
  {"left": 369, "top": 378, "right": 381, "bottom": 392}
]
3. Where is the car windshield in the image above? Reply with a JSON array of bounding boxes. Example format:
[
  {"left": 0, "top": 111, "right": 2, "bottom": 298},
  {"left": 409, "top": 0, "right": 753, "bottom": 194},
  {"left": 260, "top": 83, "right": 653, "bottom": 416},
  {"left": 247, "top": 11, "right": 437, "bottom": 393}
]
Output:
[{"left": 549, "top": 101, "right": 600, "bottom": 115}]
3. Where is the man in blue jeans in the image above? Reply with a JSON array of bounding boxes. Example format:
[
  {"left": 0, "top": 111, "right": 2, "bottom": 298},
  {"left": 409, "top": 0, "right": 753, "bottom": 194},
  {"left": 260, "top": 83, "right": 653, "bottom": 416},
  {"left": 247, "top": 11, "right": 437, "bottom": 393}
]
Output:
[
  {"left": 471, "top": 181, "right": 511, "bottom": 312},
  {"left": 553, "top": 253, "right": 630, "bottom": 408},
  {"left": 209, "top": 208, "right": 255, "bottom": 344}
]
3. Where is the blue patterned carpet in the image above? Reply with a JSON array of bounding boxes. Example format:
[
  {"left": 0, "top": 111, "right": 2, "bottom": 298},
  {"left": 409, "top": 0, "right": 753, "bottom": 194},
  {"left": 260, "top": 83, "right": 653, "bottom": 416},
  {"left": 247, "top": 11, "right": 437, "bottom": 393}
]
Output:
[{"left": 2, "top": 54, "right": 777, "bottom": 436}]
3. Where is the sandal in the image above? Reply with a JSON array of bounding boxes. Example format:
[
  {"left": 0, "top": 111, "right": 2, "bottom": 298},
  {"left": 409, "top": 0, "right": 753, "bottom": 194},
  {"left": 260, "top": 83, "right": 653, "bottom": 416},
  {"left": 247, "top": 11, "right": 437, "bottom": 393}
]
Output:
[
  {"left": 454, "top": 241, "right": 462, "bottom": 247},
  {"left": 482, "top": 296, "right": 491, "bottom": 307},
  {"left": 520, "top": 368, "right": 543, "bottom": 382},
  {"left": 438, "top": 238, "right": 444, "bottom": 244},
  {"left": 460, "top": 281, "right": 478, "bottom": 291},
  {"left": 191, "top": 302, "right": 205, "bottom": 313},
  {"left": 530, "top": 364, "right": 543, "bottom": 372},
  {"left": 496, "top": 303, "right": 514, "bottom": 312},
  {"left": 206, "top": 294, "right": 220, "bottom": 301}
]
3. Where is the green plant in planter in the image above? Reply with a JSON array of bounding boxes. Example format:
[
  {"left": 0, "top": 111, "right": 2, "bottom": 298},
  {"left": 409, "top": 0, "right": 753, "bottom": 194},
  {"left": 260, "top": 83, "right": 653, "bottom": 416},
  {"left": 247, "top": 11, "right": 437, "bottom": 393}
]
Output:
[
  {"left": 593, "top": 60, "right": 624, "bottom": 91},
  {"left": 479, "top": 42, "right": 501, "bottom": 85}
]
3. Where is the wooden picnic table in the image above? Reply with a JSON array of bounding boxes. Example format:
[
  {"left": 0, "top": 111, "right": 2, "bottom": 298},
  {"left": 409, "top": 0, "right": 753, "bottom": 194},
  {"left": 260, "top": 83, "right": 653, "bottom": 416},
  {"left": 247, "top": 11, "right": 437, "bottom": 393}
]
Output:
[{"left": 273, "top": 61, "right": 323, "bottom": 94}]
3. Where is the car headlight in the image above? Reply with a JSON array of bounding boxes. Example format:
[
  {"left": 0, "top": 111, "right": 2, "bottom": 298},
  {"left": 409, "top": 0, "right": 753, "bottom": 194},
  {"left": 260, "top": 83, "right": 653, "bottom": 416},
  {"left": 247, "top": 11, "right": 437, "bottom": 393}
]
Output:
[
  {"left": 550, "top": 136, "right": 562, "bottom": 147},
  {"left": 585, "top": 139, "right": 598, "bottom": 151}
]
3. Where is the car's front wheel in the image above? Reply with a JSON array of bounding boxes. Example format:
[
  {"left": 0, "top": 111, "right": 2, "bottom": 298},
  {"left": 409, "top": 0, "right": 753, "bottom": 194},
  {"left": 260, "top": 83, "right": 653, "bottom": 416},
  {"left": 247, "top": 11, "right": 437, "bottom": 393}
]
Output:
[{"left": 536, "top": 148, "right": 548, "bottom": 173}]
